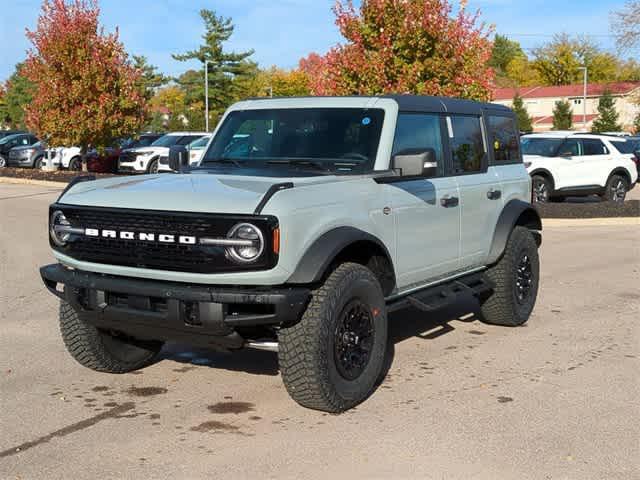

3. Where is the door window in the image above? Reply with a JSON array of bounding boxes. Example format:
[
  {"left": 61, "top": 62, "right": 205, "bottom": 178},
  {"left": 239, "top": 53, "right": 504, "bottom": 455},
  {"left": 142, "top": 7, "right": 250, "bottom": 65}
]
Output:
[
  {"left": 448, "top": 115, "right": 485, "bottom": 174},
  {"left": 488, "top": 116, "right": 520, "bottom": 163},
  {"left": 581, "top": 139, "right": 609, "bottom": 155},
  {"left": 392, "top": 113, "right": 443, "bottom": 174},
  {"left": 557, "top": 139, "right": 581, "bottom": 157}
]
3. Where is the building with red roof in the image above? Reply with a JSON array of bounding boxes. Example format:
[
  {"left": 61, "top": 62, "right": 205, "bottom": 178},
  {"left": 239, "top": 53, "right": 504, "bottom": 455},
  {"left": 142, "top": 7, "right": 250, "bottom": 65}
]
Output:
[{"left": 492, "top": 82, "right": 640, "bottom": 132}]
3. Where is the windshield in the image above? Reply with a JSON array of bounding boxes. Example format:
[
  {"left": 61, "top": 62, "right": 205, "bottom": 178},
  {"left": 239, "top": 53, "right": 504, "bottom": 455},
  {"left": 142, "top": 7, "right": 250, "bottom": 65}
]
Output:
[
  {"left": 151, "top": 135, "right": 180, "bottom": 147},
  {"left": 200, "top": 108, "right": 385, "bottom": 174},
  {"left": 521, "top": 137, "right": 565, "bottom": 157},
  {"left": 0, "top": 134, "right": 21, "bottom": 145}
]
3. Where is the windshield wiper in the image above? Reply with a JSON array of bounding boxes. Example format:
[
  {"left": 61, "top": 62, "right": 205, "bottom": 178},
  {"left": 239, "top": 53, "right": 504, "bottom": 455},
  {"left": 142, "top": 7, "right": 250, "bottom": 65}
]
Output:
[
  {"left": 267, "top": 159, "right": 332, "bottom": 173},
  {"left": 202, "top": 157, "right": 243, "bottom": 168}
]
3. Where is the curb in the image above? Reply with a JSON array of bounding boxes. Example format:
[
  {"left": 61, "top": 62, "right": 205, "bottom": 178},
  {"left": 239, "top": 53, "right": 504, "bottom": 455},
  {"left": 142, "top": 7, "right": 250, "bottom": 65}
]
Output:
[
  {"left": 0, "top": 177, "right": 65, "bottom": 188},
  {"left": 543, "top": 217, "right": 639, "bottom": 227}
]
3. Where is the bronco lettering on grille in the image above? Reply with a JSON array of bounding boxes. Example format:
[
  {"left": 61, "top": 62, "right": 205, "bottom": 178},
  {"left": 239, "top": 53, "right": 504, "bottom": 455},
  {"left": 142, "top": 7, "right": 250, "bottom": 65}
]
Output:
[{"left": 85, "top": 228, "right": 196, "bottom": 244}]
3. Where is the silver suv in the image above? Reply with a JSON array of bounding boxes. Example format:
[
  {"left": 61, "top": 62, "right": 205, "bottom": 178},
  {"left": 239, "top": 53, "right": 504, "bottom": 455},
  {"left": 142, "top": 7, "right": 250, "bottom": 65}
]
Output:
[{"left": 40, "top": 96, "right": 541, "bottom": 412}]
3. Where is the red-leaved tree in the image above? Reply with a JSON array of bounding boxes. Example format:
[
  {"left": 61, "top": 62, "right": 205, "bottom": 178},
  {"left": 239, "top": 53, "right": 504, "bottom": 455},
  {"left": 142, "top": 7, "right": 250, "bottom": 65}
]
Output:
[
  {"left": 301, "top": 0, "right": 495, "bottom": 100},
  {"left": 23, "top": 0, "right": 146, "bottom": 169}
]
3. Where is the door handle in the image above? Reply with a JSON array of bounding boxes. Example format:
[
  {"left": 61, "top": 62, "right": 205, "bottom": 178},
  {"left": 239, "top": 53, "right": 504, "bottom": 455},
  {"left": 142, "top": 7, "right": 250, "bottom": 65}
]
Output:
[
  {"left": 487, "top": 189, "right": 502, "bottom": 200},
  {"left": 440, "top": 195, "right": 459, "bottom": 208}
]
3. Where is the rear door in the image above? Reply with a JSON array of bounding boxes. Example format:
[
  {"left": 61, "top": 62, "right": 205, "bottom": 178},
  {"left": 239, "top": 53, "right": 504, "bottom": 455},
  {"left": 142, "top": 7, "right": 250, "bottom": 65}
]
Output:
[
  {"left": 487, "top": 114, "right": 529, "bottom": 203},
  {"left": 447, "top": 114, "right": 503, "bottom": 270},
  {"left": 387, "top": 113, "right": 461, "bottom": 289},
  {"left": 579, "top": 138, "right": 611, "bottom": 187},
  {"left": 553, "top": 138, "right": 584, "bottom": 189}
]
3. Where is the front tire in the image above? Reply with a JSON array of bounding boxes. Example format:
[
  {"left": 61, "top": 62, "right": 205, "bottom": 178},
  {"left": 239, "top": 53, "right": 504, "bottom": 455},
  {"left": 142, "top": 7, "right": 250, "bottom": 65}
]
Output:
[
  {"left": 68, "top": 157, "right": 81, "bottom": 171},
  {"left": 602, "top": 175, "right": 629, "bottom": 203},
  {"left": 480, "top": 227, "right": 539, "bottom": 326},
  {"left": 0, "top": 155, "right": 6, "bottom": 168},
  {"left": 59, "top": 300, "right": 163, "bottom": 373},
  {"left": 278, "top": 263, "right": 388, "bottom": 413},
  {"left": 34, "top": 156, "right": 44, "bottom": 169},
  {"left": 531, "top": 175, "right": 551, "bottom": 203},
  {"left": 147, "top": 158, "right": 159, "bottom": 174}
]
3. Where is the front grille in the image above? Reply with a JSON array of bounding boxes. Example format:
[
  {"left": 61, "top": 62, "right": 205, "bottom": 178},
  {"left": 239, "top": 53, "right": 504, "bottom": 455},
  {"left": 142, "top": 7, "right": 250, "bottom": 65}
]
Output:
[
  {"left": 51, "top": 205, "right": 278, "bottom": 274},
  {"left": 118, "top": 151, "right": 138, "bottom": 163}
]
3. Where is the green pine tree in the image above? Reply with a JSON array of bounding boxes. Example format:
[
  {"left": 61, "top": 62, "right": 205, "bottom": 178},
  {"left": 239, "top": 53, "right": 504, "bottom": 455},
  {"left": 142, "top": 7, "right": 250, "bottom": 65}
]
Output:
[
  {"left": 512, "top": 94, "right": 533, "bottom": 132},
  {"left": 3, "top": 63, "right": 34, "bottom": 129},
  {"left": 633, "top": 112, "right": 640, "bottom": 135},
  {"left": 591, "top": 90, "right": 622, "bottom": 133},
  {"left": 172, "top": 10, "right": 256, "bottom": 126},
  {"left": 552, "top": 100, "right": 573, "bottom": 130}
]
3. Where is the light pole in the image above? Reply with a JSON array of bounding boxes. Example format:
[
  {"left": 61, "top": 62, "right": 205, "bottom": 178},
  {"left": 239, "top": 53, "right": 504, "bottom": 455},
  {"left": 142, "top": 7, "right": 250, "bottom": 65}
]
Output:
[
  {"left": 577, "top": 66, "right": 588, "bottom": 131},
  {"left": 204, "top": 60, "right": 210, "bottom": 132}
]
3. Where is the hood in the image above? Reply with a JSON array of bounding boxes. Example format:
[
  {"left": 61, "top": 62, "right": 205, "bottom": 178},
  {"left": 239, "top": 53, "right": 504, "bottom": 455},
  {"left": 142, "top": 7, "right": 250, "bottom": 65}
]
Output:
[
  {"left": 59, "top": 172, "right": 334, "bottom": 214},
  {"left": 126, "top": 146, "right": 168, "bottom": 155}
]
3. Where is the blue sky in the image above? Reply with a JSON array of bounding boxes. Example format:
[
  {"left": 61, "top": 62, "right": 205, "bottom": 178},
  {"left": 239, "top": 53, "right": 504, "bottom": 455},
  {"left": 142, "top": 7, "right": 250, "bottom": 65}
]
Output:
[{"left": 0, "top": 0, "right": 628, "bottom": 81}]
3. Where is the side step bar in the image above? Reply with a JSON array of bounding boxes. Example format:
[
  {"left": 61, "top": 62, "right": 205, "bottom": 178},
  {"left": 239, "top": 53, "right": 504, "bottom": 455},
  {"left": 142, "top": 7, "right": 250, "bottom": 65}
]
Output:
[{"left": 387, "top": 272, "right": 494, "bottom": 314}]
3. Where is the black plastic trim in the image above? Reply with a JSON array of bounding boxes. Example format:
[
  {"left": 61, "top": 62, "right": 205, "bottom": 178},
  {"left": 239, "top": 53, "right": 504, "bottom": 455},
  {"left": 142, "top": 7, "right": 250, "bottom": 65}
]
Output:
[
  {"left": 253, "top": 182, "right": 294, "bottom": 214},
  {"left": 57, "top": 175, "right": 96, "bottom": 202},
  {"left": 486, "top": 199, "right": 542, "bottom": 265},
  {"left": 286, "top": 226, "right": 394, "bottom": 285},
  {"left": 529, "top": 169, "right": 556, "bottom": 192}
]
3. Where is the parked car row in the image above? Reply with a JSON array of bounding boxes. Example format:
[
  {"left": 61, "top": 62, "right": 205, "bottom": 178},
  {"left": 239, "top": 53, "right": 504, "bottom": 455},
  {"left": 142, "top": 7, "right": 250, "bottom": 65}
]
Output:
[{"left": 522, "top": 132, "right": 639, "bottom": 203}]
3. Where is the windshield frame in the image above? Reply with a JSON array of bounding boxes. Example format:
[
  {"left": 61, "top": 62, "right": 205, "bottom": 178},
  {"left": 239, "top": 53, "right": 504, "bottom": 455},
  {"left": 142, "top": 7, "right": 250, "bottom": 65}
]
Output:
[{"left": 199, "top": 107, "right": 386, "bottom": 176}]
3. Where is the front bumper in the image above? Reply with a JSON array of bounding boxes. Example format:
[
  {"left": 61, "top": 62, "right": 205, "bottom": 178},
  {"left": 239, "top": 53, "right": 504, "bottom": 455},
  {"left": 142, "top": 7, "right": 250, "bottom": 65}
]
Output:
[
  {"left": 40, "top": 263, "right": 310, "bottom": 348},
  {"left": 7, "top": 156, "right": 33, "bottom": 167}
]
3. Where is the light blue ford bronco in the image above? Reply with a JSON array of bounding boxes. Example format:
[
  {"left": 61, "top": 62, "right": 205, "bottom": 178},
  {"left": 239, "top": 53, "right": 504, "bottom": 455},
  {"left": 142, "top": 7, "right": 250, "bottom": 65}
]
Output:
[{"left": 41, "top": 95, "right": 541, "bottom": 412}]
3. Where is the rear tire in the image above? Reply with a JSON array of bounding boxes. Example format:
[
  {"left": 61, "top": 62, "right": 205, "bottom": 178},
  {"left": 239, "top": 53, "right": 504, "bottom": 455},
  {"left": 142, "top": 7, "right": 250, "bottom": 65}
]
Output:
[
  {"left": 59, "top": 300, "right": 163, "bottom": 373},
  {"left": 278, "top": 263, "right": 388, "bottom": 413},
  {"left": 601, "top": 175, "right": 628, "bottom": 203},
  {"left": 480, "top": 227, "right": 539, "bottom": 327}
]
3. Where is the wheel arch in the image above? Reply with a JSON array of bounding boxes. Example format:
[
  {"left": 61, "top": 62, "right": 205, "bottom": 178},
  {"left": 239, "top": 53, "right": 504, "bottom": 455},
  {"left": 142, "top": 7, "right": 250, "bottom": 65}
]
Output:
[
  {"left": 607, "top": 167, "right": 632, "bottom": 187},
  {"left": 286, "top": 227, "right": 396, "bottom": 296},
  {"left": 486, "top": 199, "right": 542, "bottom": 266},
  {"left": 530, "top": 168, "right": 556, "bottom": 191}
]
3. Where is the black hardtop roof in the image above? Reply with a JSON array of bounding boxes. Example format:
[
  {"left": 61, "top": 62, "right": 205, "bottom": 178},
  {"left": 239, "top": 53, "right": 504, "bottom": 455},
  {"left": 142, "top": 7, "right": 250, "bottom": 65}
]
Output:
[{"left": 382, "top": 94, "right": 513, "bottom": 115}]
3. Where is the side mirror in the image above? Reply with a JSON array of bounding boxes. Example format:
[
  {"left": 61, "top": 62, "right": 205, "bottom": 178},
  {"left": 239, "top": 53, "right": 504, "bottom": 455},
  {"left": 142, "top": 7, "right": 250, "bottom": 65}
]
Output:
[
  {"left": 168, "top": 145, "right": 189, "bottom": 172},
  {"left": 393, "top": 148, "right": 437, "bottom": 178}
]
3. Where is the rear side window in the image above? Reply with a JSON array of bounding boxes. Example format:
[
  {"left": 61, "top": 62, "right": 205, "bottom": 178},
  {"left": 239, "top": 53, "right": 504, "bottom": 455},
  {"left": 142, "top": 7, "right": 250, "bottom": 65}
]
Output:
[
  {"left": 448, "top": 115, "right": 485, "bottom": 174},
  {"left": 392, "top": 113, "right": 443, "bottom": 166},
  {"left": 582, "top": 139, "right": 609, "bottom": 155},
  {"left": 488, "top": 116, "right": 520, "bottom": 163},
  {"left": 610, "top": 140, "right": 636, "bottom": 154}
]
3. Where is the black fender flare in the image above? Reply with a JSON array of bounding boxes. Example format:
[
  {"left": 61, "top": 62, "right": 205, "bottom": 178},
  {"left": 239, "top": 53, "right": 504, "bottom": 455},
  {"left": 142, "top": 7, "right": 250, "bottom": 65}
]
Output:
[
  {"left": 286, "top": 226, "right": 393, "bottom": 284},
  {"left": 486, "top": 199, "right": 542, "bottom": 265},
  {"left": 529, "top": 168, "right": 556, "bottom": 192},
  {"left": 606, "top": 167, "right": 633, "bottom": 186}
]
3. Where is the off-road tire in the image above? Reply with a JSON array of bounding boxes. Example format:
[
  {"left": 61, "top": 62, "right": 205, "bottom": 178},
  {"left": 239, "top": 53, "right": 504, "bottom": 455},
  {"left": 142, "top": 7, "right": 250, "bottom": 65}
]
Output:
[
  {"left": 59, "top": 300, "right": 163, "bottom": 373},
  {"left": 278, "top": 263, "right": 388, "bottom": 413},
  {"left": 601, "top": 174, "right": 629, "bottom": 203},
  {"left": 480, "top": 226, "right": 539, "bottom": 326}
]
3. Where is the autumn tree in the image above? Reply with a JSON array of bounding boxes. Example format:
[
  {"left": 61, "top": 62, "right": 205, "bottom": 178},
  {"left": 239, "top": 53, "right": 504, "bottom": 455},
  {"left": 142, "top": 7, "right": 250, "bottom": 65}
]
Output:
[
  {"left": 247, "top": 67, "right": 310, "bottom": 98},
  {"left": 149, "top": 86, "right": 187, "bottom": 131},
  {"left": 133, "top": 55, "right": 168, "bottom": 101},
  {"left": 512, "top": 94, "right": 533, "bottom": 132},
  {"left": 0, "top": 85, "right": 8, "bottom": 127},
  {"left": 173, "top": 9, "right": 256, "bottom": 127},
  {"left": 490, "top": 35, "right": 530, "bottom": 87},
  {"left": 611, "top": 1, "right": 640, "bottom": 52},
  {"left": 303, "top": 0, "right": 494, "bottom": 100},
  {"left": 552, "top": 100, "right": 573, "bottom": 130},
  {"left": 633, "top": 112, "right": 640, "bottom": 134},
  {"left": 3, "top": 63, "right": 34, "bottom": 129},
  {"left": 591, "top": 90, "right": 622, "bottom": 133},
  {"left": 23, "top": 0, "right": 146, "bottom": 170}
]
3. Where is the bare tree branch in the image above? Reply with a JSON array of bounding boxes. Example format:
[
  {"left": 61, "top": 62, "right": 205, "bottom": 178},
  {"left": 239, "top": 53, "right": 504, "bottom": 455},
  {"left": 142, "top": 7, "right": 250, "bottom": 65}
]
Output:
[{"left": 612, "top": 1, "right": 640, "bottom": 52}]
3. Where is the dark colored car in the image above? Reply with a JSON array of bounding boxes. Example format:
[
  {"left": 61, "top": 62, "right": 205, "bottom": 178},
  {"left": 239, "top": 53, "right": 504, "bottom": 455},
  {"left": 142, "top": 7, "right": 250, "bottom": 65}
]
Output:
[
  {"left": 0, "top": 130, "right": 27, "bottom": 141},
  {"left": 86, "top": 146, "right": 121, "bottom": 173},
  {"left": 7, "top": 141, "right": 46, "bottom": 168},
  {"left": 610, "top": 136, "right": 640, "bottom": 181},
  {"left": 0, "top": 133, "right": 39, "bottom": 167}
]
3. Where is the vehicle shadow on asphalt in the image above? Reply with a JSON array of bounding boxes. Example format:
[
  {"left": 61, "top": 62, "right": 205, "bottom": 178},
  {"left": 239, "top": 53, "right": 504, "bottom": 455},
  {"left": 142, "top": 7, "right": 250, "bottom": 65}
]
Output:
[{"left": 157, "top": 295, "right": 481, "bottom": 378}]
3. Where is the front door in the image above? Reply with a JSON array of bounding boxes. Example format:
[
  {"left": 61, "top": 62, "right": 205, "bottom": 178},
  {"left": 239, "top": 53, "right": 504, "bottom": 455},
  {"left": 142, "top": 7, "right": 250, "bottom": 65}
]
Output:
[{"left": 387, "top": 113, "right": 461, "bottom": 289}]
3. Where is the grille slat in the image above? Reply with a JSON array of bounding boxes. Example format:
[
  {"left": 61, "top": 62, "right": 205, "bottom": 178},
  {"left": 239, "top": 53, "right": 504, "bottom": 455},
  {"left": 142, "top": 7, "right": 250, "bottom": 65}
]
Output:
[{"left": 53, "top": 206, "right": 277, "bottom": 274}]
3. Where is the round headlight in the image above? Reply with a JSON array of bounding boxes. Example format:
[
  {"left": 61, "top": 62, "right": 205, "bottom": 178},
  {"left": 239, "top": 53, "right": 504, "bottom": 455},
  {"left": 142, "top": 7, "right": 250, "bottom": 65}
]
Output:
[
  {"left": 226, "top": 223, "right": 264, "bottom": 263},
  {"left": 50, "top": 210, "right": 71, "bottom": 246}
]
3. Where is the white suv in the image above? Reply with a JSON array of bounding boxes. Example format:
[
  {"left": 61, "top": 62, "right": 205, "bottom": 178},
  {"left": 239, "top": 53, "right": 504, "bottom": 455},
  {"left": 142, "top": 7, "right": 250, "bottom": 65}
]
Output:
[
  {"left": 118, "top": 132, "right": 207, "bottom": 174},
  {"left": 522, "top": 133, "right": 638, "bottom": 203}
]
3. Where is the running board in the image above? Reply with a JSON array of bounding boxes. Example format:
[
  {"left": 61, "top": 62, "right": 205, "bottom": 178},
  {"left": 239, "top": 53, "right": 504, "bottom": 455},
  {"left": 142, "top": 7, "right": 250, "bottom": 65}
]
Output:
[{"left": 387, "top": 272, "right": 494, "bottom": 314}]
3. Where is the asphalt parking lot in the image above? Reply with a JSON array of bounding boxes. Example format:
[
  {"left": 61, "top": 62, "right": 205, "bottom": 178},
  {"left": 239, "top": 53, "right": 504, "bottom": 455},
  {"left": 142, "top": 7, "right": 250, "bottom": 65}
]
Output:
[{"left": 0, "top": 183, "right": 638, "bottom": 480}]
